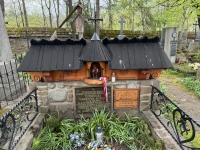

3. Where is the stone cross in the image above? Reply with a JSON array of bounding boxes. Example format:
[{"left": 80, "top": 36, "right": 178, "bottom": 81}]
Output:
[
  {"left": 118, "top": 18, "right": 125, "bottom": 35},
  {"left": 0, "top": 5, "right": 13, "bottom": 62}
]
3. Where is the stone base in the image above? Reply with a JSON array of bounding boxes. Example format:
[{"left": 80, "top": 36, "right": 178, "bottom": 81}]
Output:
[{"left": 34, "top": 79, "right": 160, "bottom": 119}]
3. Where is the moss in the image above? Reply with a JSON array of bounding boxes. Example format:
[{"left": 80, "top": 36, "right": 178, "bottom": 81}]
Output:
[{"left": 0, "top": 108, "right": 9, "bottom": 117}]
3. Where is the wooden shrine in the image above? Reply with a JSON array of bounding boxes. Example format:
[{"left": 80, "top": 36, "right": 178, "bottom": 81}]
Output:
[
  {"left": 18, "top": 11, "right": 172, "bottom": 84},
  {"left": 18, "top": 35, "right": 171, "bottom": 83}
]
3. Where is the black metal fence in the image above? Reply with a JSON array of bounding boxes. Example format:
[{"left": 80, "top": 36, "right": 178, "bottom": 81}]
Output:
[
  {"left": 0, "top": 55, "right": 31, "bottom": 106},
  {"left": 150, "top": 85, "right": 200, "bottom": 150},
  {"left": 0, "top": 88, "right": 38, "bottom": 150}
]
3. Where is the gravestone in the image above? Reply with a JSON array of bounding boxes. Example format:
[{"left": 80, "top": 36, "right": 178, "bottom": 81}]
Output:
[
  {"left": 177, "top": 29, "right": 188, "bottom": 52},
  {"left": 188, "top": 42, "right": 199, "bottom": 53},
  {"left": 0, "top": 6, "right": 26, "bottom": 101},
  {"left": 0, "top": 5, "right": 13, "bottom": 62},
  {"left": 195, "top": 30, "right": 200, "bottom": 44},
  {"left": 161, "top": 27, "right": 179, "bottom": 63},
  {"left": 118, "top": 18, "right": 126, "bottom": 40}
]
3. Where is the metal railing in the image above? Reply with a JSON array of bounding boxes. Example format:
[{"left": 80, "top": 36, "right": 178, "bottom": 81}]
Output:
[
  {"left": 0, "top": 88, "right": 38, "bottom": 150},
  {"left": 0, "top": 55, "right": 31, "bottom": 106},
  {"left": 150, "top": 85, "right": 200, "bottom": 150}
]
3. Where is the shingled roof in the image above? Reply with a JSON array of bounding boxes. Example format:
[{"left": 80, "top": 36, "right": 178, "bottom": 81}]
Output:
[
  {"left": 18, "top": 38, "right": 86, "bottom": 72},
  {"left": 102, "top": 36, "right": 173, "bottom": 70},
  {"left": 79, "top": 33, "right": 111, "bottom": 62},
  {"left": 18, "top": 36, "right": 172, "bottom": 72}
]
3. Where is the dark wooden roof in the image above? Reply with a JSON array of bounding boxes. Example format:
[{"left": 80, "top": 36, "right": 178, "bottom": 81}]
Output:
[
  {"left": 102, "top": 36, "right": 172, "bottom": 70},
  {"left": 79, "top": 33, "right": 111, "bottom": 62},
  {"left": 18, "top": 38, "right": 86, "bottom": 72},
  {"left": 18, "top": 36, "right": 172, "bottom": 72}
]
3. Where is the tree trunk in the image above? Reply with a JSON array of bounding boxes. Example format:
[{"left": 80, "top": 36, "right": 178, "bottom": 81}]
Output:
[
  {"left": 108, "top": 0, "right": 112, "bottom": 29},
  {"left": 17, "top": 0, "right": 25, "bottom": 27},
  {"left": 53, "top": 0, "right": 59, "bottom": 27},
  {"left": 0, "top": 0, "right": 4, "bottom": 17},
  {"left": 40, "top": 0, "right": 46, "bottom": 26},
  {"left": 22, "top": 0, "right": 28, "bottom": 27},
  {"left": 44, "top": 0, "right": 52, "bottom": 27},
  {"left": 12, "top": 0, "right": 20, "bottom": 27}
]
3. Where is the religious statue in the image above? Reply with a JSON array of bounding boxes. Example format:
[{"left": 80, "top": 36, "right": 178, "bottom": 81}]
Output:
[{"left": 90, "top": 62, "right": 101, "bottom": 79}]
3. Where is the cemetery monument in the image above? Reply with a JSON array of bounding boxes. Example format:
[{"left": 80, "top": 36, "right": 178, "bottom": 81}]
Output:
[{"left": 18, "top": 11, "right": 173, "bottom": 118}]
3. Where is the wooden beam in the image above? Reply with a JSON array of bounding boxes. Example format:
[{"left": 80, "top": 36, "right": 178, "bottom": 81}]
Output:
[{"left": 58, "top": 4, "right": 81, "bottom": 28}]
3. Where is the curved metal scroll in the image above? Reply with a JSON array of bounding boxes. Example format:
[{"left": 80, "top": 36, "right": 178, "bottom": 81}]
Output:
[
  {"left": 0, "top": 88, "right": 38, "bottom": 150},
  {"left": 150, "top": 85, "right": 200, "bottom": 150}
]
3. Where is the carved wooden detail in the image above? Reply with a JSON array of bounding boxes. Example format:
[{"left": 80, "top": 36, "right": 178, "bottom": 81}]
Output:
[{"left": 28, "top": 64, "right": 162, "bottom": 82}]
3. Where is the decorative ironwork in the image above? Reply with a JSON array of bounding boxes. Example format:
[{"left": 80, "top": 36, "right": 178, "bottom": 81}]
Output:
[
  {"left": 150, "top": 85, "right": 200, "bottom": 150},
  {"left": 0, "top": 88, "right": 38, "bottom": 150}
]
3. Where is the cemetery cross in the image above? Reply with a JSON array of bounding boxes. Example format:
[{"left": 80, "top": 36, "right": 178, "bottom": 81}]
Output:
[
  {"left": 118, "top": 18, "right": 125, "bottom": 35},
  {"left": 88, "top": 12, "right": 103, "bottom": 35}
]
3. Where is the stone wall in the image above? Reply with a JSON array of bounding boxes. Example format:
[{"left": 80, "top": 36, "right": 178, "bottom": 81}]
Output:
[
  {"left": 7, "top": 27, "right": 196, "bottom": 54},
  {"left": 29, "top": 79, "right": 160, "bottom": 119}
]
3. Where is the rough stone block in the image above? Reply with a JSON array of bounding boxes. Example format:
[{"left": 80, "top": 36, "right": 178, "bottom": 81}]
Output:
[
  {"left": 49, "top": 89, "right": 67, "bottom": 102},
  {"left": 37, "top": 86, "right": 47, "bottom": 91},
  {"left": 39, "top": 106, "right": 49, "bottom": 113},
  {"left": 37, "top": 91, "right": 47, "bottom": 96},
  {"left": 140, "top": 94, "right": 151, "bottom": 101},
  {"left": 49, "top": 104, "right": 56, "bottom": 112},
  {"left": 67, "top": 97, "right": 73, "bottom": 102},
  {"left": 140, "top": 86, "right": 152, "bottom": 95},
  {"left": 56, "top": 103, "right": 74, "bottom": 112},
  {"left": 140, "top": 100, "right": 149, "bottom": 106},
  {"left": 140, "top": 80, "right": 153, "bottom": 86},
  {"left": 29, "top": 82, "right": 36, "bottom": 91},
  {"left": 68, "top": 93, "right": 73, "bottom": 98},
  {"left": 67, "top": 89, "right": 73, "bottom": 93},
  {"left": 152, "top": 79, "right": 160, "bottom": 89}
]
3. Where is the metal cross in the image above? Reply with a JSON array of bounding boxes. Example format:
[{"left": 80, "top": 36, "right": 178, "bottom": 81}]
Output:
[
  {"left": 88, "top": 12, "right": 103, "bottom": 33},
  {"left": 193, "top": 20, "right": 199, "bottom": 39},
  {"left": 118, "top": 18, "right": 125, "bottom": 35}
]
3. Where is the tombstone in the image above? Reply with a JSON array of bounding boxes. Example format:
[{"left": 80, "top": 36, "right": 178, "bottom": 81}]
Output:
[
  {"left": 0, "top": 5, "right": 13, "bottom": 62},
  {"left": 117, "top": 18, "right": 126, "bottom": 40},
  {"left": 0, "top": 6, "right": 26, "bottom": 101},
  {"left": 161, "top": 27, "right": 179, "bottom": 63},
  {"left": 195, "top": 30, "right": 200, "bottom": 44},
  {"left": 188, "top": 42, "right": 199, "bottom": 53},
  {"left": 177, "top": 29, "right": 188, "bottom": 52}
]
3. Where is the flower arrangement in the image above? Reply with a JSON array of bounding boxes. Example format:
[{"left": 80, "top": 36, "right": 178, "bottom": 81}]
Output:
[
  {"left": 69, "top": 132, "right": 85, "bottom": 148},
  {"left": 189, "top": 62, "right": 200, "bottom": 70},
  {"left": 88, "top": 140, "right": 112, "bottom": 150}
]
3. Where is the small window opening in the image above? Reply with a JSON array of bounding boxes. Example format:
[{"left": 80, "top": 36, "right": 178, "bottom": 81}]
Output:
[{"left": 89, "top": 62, "right": 102, "bottom": 79}]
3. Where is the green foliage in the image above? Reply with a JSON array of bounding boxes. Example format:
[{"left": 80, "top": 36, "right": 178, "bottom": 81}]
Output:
[
  {"left": 181, "top": 77, "right": 200, "bottom": 97},
  {"left": 160, "top": 83, "right": 167, "bottom": 93},
  {"left": 31, "top": 108, "right": 164, "bottom": 150}
]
